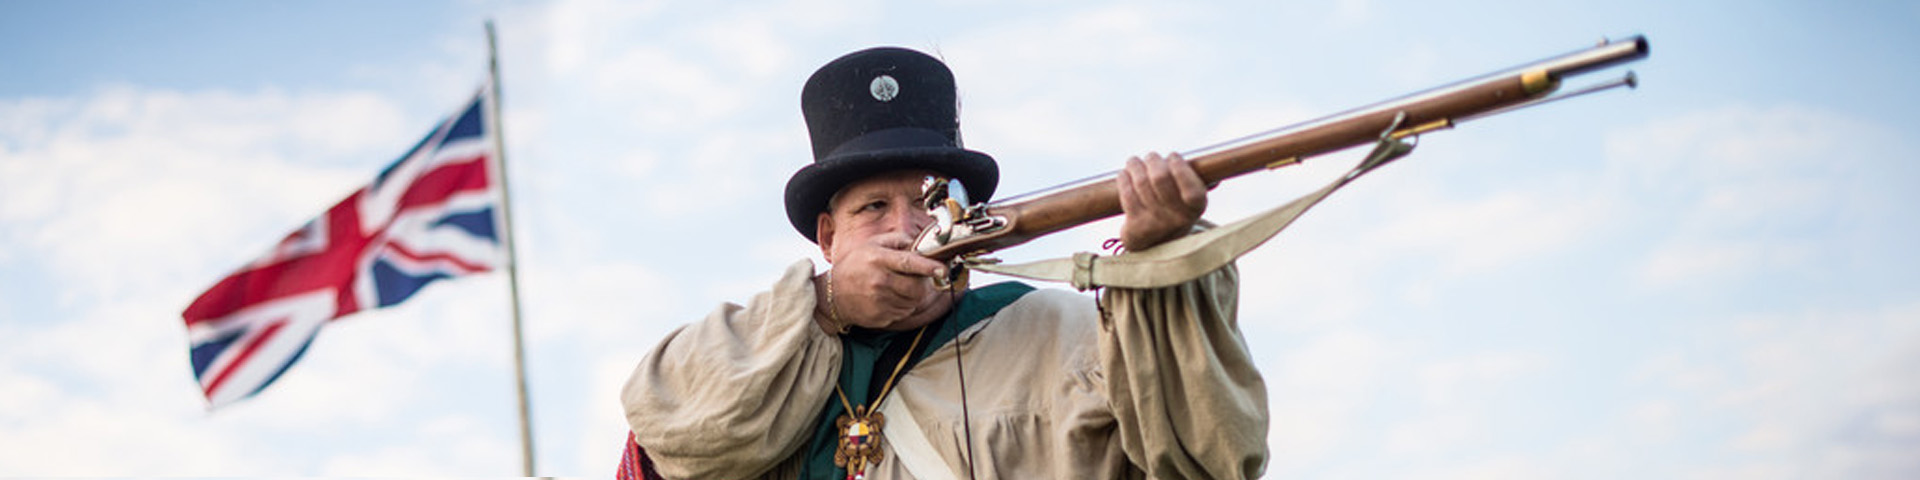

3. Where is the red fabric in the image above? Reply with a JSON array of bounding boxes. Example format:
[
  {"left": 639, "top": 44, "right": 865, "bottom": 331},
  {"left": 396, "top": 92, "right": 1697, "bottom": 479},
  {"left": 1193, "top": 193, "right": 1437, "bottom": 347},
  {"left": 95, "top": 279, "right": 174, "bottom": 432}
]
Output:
[{"left": 617, "top": 431, "right": 666, "bottom": 480}]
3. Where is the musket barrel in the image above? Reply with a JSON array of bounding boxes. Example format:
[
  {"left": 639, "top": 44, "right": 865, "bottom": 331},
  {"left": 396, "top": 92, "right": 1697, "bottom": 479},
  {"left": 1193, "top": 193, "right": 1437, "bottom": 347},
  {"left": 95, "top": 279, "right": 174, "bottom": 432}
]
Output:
[
  {"left": 922, "top": 36, "right": 1651, "bottom": 261},
  {"left": 1539, "top": 36, "right": 1649, "bottom": 79}
]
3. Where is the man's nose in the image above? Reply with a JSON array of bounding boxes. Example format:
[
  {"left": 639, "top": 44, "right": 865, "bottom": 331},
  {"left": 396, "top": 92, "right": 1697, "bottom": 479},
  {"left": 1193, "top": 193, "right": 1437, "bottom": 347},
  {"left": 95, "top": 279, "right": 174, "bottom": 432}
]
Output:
[{"left": 891, "top": 200, "right": 930, "bottom": 234}]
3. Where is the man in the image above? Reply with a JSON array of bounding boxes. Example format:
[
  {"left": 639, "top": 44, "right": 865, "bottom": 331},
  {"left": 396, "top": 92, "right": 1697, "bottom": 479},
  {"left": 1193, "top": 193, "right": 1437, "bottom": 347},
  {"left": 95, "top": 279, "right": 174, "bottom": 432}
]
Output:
[{"left": 623, "top": 46, "right": 1268, "bottom": 480}]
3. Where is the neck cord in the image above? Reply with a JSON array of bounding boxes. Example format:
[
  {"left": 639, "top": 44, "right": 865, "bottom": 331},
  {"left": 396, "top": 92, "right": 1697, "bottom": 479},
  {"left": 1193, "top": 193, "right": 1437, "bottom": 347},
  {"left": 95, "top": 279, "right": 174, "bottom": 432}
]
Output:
[{"left": 833, "top": 324, "right": 927, "bottom": 417}]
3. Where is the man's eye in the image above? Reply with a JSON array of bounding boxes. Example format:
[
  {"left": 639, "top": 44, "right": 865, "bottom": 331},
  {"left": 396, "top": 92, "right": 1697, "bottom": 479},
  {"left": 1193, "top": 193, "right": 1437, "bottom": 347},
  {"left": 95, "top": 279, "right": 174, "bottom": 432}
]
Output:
[{"left": 859, "top": 200, "right": 887, "bottom": 212}]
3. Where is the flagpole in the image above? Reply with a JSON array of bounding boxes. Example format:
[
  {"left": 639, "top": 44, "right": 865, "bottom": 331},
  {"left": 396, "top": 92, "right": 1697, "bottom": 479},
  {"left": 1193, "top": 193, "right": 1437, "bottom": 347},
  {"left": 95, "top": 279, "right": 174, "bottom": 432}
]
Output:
[{"left": 485, "top": 19, "right": 538, "bottom": 477}]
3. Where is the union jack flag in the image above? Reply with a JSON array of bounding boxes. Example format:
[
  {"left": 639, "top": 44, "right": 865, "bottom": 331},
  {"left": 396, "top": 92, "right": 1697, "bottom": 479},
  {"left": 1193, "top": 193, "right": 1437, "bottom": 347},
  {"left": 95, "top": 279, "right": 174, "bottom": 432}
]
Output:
[{"left": 182, "top": 87, "right": 505, "bottom": 408}]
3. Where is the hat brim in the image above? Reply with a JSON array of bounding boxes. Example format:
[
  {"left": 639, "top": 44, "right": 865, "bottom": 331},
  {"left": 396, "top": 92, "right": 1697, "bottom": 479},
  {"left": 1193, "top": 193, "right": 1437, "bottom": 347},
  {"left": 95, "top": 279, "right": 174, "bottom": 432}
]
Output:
[{"left": 784, "top": 146, "right": 998, "bottom": 243}]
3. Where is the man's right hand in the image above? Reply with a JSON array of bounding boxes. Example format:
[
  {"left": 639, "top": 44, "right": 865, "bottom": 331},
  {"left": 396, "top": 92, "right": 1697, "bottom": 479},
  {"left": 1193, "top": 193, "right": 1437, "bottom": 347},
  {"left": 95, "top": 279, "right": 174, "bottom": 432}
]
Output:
[{"left": 818, "top": 232, "right": 953, "bottom": 332}]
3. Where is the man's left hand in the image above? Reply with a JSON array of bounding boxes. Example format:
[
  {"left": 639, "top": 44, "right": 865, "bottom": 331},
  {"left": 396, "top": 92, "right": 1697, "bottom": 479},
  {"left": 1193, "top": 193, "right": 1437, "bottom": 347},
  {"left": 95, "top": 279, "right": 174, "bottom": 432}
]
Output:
[{"left": 1117, "top": 152, "right": 1209, "bottom": 250}]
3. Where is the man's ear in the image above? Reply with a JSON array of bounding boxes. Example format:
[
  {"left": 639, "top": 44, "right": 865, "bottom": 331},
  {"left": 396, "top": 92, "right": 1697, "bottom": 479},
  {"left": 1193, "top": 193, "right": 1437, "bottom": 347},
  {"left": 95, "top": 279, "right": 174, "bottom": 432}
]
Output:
[{"left": 815, "top": 211, "right": 837, "bottom": 263}]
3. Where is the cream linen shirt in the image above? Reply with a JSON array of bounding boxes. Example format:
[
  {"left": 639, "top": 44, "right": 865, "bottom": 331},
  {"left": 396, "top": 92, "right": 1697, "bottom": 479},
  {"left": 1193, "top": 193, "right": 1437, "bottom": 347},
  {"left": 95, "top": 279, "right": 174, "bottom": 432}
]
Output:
[{"left": 623, "top": 259, "right": 1267, "bottom": 479}]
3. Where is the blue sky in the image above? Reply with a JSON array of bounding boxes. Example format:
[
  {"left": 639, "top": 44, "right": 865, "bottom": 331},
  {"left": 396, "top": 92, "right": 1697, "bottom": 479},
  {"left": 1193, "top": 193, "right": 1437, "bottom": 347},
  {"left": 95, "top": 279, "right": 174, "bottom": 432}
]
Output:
[{"left": 3, "top": 0, "right": 1918, "bottom": 477}]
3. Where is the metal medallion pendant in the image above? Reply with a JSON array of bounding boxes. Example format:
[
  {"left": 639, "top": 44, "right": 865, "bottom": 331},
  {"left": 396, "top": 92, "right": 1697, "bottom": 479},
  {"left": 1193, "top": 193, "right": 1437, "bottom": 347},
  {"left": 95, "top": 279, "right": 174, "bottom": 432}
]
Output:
[{"left": 833, "top": 405, "right": 887, "bottom": 479}]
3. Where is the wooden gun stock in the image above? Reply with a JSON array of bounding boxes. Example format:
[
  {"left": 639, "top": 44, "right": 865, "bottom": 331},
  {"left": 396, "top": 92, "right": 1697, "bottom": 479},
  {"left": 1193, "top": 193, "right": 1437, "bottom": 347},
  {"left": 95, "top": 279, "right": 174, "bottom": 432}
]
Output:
[{"left": 922, "top": 36, "right": 1650, "bottom": 262}]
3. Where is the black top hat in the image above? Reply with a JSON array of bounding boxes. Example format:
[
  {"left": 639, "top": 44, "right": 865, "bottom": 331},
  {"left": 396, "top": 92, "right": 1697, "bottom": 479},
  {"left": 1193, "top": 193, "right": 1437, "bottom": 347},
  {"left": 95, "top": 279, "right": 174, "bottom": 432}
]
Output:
[{"left": 783, "top": 47, "right": 999, "bottom": 242}]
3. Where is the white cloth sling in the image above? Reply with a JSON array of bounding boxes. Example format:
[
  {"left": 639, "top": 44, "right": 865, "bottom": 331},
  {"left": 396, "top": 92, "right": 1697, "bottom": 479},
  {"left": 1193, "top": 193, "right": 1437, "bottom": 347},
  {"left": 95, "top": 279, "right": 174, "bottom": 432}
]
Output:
[
  {"left": 970, "top": 135, "right": 1415, "bottom": 290},
  {"left": 879, "top": 395, "right": 961, "bottom": 480}
]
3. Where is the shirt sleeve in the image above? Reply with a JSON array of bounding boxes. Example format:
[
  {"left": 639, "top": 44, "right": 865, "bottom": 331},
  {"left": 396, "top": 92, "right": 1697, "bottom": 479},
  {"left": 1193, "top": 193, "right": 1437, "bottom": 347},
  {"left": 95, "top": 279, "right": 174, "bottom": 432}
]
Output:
[
  {"left": 621, "top": 260, "right": 840, "bottom": 480},
  {"left": 1098, "top": 263, "right": 1270, "bottom": 480}
]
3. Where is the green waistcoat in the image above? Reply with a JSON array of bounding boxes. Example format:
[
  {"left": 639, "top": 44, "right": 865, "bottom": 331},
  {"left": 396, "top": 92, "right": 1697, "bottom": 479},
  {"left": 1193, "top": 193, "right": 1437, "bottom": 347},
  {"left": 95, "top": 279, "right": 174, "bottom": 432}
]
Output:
[{"left": 799, "top": 281, "right": 1034, "bottom": 480}]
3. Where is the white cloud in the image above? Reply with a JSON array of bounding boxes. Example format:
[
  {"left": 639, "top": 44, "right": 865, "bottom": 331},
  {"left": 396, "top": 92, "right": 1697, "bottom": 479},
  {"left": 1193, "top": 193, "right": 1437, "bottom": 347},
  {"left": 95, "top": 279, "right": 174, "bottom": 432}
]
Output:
[
  {"left": 0, "top": 86, "right": 416, "bottom": 302},
  {"left": 1604, "top": 105, "right": 1902, "bottom": 288},
  {"left": 317, "top": 414, "right": 518, "bottom": 475},
  {"left": 521, "top": 261, "right": 679, "bottom": 345},
  {"left": 1625, "top": 399, "right": 1680, "bottom": 443},
  {"left": 1423, "top": 455, "right": 1550, "bottom": 480},
  {"left": 1262, "top": 328, "right": 1398, "bottom": 471},
  {"left": 1377, "top": 179, "right": 1612, "bottom": 275},
  {"left": 688, "top": 14, "right": 797, "bottom": 78},
  {"left": 1413, "top": 351, "right": 1547, "bottom": 407},
  {"left": 0, "top": 399, "right": 277, "bottom": 475},
  {"left": 579, "top": 356, "right": 652, "bottom": 477},
  {"left": 593, "top": 45, "right": 756, "bottom": 126},
  {"left": 1632, "top": 301, "right": 1920, "bottom": 478},
  {"left": 635, "top": 127, "right": 792, "bottom": 217},
  {"left": 540, "top": 0, "right": 670, "bottom": 76},
  {"left": 1218, "top": 152, "right": 1609, "bottom": 332},
  {"left": 1636, "top": 240, "right": 1811, "bottom": 288},
  {"left": 1381, "top": 413, "right": 1480, "bottom": 457},
  {"left": 543, "top": 0, "right": 865, "bottom": 124},
  {"left": 1331, "top": 0, "right": 1373, "bottom": 27},
  {"left": 0, "top": 296, "right": 276, "bottom": 474},
  {"left": 945, "top": 3, "right": 1209, "bottom": 167},
  {"left": 1258, "top": 329, "right": 1556, "bottom": 476}
]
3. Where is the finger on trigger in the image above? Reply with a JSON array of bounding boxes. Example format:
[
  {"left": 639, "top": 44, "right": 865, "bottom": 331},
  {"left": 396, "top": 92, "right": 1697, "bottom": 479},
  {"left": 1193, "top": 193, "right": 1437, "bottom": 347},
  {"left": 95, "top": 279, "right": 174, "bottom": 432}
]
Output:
[{"left": 886, "top": 249, "right": 943, "bottom": 278}]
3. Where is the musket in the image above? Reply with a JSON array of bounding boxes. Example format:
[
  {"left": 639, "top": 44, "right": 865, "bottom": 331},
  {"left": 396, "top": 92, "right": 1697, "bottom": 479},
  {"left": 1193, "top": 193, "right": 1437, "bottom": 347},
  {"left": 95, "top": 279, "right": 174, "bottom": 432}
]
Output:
[{"left": 913, "top": 35, "right": 1650, "bottom": 262}]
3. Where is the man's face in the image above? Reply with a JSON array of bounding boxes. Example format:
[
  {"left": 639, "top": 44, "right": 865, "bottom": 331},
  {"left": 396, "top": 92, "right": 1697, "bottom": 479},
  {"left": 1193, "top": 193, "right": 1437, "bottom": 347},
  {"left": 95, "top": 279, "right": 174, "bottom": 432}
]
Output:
[{"left": 817, "top": 169, "right": 935, "bottom": 262}]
